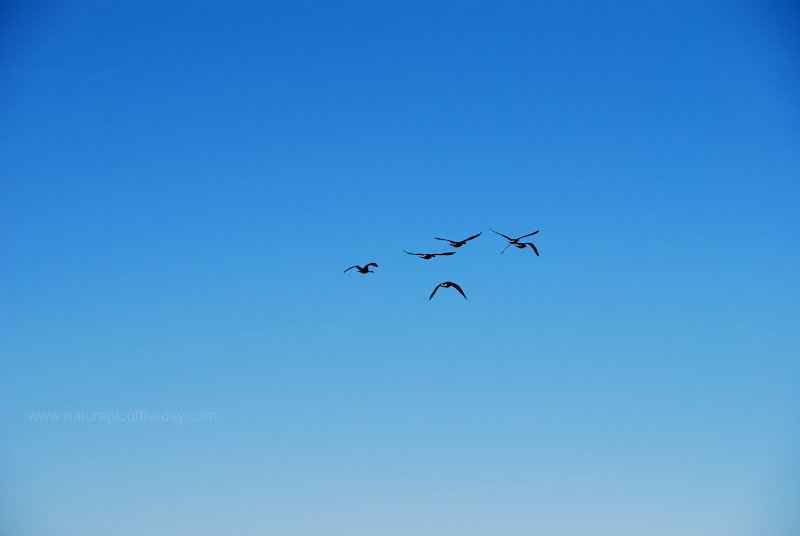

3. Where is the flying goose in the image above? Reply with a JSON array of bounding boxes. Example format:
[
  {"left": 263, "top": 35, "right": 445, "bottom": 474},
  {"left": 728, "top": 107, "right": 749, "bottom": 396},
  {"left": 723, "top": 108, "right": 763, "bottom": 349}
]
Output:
[
  {"left": 433, "top": 232, "right": 482, "bottom": 248},
  {"left": 511, "top": 242, "right": 539, "bottom": 256},
  {"left": 490, "top": 228, "right": 540, "bottom": 254},
  {"left": 344, "top": 263, "right": 378, "bottom": 274},
  {"left": 403, "top": 251, "right": 456, "bottom": 260},
  {"left": 429, "top": 281, "right": 467, "bottom": 300}
]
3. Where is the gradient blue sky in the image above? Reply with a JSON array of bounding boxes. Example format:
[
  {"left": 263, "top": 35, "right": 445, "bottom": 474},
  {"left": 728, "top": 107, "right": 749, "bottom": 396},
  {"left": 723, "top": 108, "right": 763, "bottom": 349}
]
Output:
[{"left": 2, "top": 2, "right": 799, "bottom": 535}]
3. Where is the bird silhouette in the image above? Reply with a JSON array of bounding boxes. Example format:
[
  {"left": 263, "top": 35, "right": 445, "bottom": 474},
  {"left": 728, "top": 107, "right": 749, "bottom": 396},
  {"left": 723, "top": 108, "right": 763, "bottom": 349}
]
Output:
[
  {"left": 511, "top": 242, "right": 539, "bottom": 256},
  {"left": 403, "top": 251, "right": 456, "bottom": 260},
  {"left": 344, "top": 263, "right": 378, "bottom": 274},
  {"left": 433, "top": 232, "right": 482, "bottom": 248},
  {"left": 429, "top": 281, "right": 467, "bottom": 300},
  {"left": 491, "top": 228, "right": 540, "bottom": 254}
]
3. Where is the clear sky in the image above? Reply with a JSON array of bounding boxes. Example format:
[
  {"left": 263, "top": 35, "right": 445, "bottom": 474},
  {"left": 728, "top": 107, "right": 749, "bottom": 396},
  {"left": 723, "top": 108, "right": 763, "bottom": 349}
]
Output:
[{"left": 1, "top": 2, "right": 799, "bottom": 535}]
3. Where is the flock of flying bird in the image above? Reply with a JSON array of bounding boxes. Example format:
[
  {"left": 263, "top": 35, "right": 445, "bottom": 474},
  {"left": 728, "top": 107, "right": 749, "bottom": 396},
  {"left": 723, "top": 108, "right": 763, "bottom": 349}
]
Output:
[{"left": 344, "top": 228, "right": 540, "bottom": 300}]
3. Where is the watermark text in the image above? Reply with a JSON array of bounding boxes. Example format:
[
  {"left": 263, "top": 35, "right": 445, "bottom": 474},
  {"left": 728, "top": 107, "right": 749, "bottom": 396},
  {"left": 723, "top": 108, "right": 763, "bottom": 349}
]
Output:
[{"left": 26, "top": 410, "right": 217, "bottom": 424}]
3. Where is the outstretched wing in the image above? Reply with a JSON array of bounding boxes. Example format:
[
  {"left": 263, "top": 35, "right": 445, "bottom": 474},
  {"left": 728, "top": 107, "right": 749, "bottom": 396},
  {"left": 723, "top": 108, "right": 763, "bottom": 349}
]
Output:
[
  {"left": 449, "top": 282, "right": 467, "bottom": 299},
  {"left": 527, "top": 242, "right": 539, "bottom": 256},
  {"left": 463, "top": 232, "right": 482, "bottom": 242},
  {"left": 515, "top": 230, "right": 539, "bottom": 240},
  {"left": 490, "top": 228, "right": 513, "bottom": 241},
  {"left": 344, "top": 266, "right": 358, "bottom": 272},
  {"left": 500, "top": 243, "right": 511, "bottom": 255},
  {"left": 434, "top": 251, "right": 456, "bottom": 256},
  {"left": 366, "top": 262, "right": 378, "bottom": 268},
  {"left": 403, "top": 251, "right": 421, "bottom": 256},
  {"left": 433, "top": 237, "right": 452, "bottom": 242},
  {"left": 429, "top": 284, "right": 442, "bottom": 300}
]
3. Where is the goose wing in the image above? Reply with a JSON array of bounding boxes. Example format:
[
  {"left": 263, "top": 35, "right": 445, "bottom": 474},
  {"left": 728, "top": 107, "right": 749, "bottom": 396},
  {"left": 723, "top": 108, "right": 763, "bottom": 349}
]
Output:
[
  {"left": 515, "top": 230, "right": 539, "bottom": 240},
  {"left": 344, "top": 266, "right": 359, "bottom": 272},
  {"left": 449, "top": 282, "right": 467, "bottom": 299},
  {"left": 433, "top": 237, "right": 452, "bottom": 242},
  {"left": 403, "top": 251, "right": 422, "bottom": 256},
  {"left": 462, "top": 232, "right": 482, "bottom": 242},
  {"left": 490, "top": 228, "right": 513, "bottom": 241},
  {"left": 429, "top": 284, "right": 443, "bottom": 300},
  {"left": 434, "top": 251, "right": 456, "bottom": 256},
  {"left": 527, "top": 242, "right": 539, "bottom": 256},
  {"left": 366, "top": 262, "right": 378, "bottom": 268}
]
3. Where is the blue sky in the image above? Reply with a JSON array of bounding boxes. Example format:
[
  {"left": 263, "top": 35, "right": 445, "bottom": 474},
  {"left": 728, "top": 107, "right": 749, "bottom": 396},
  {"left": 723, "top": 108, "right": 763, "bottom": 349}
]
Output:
[{"left": 1, "top": 2, "right": 799, "bottom": 535}]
